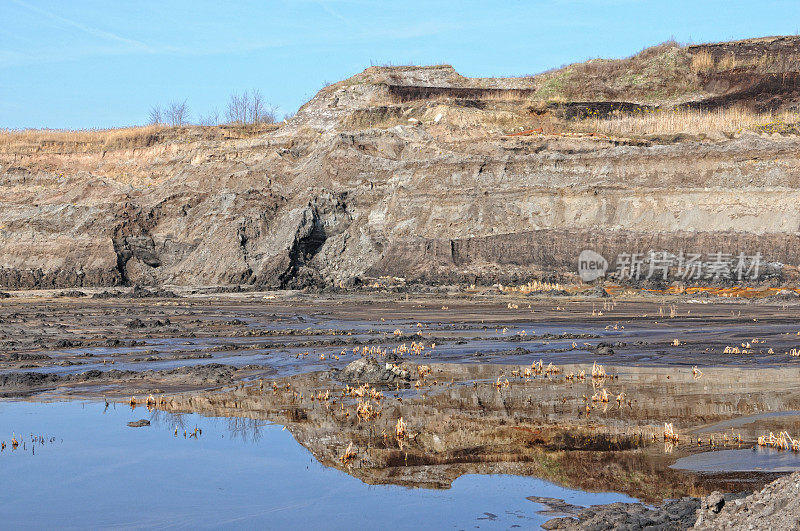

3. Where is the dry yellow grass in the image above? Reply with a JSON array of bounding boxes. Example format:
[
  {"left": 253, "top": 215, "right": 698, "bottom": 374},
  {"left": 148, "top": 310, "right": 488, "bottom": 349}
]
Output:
[
  {"left": 0, "top": 123, "right": 279, "bottom": 154},
  {"left": 0, "top": 125, "right": 166, "bottom": 153},
  {"left": 692, "top": 50, "right": 800, "bottom": 73},
  {"left": 718, "top": 52, "right": 739, "bottom": 71},
  {"left": 573, "top": 106, "right": 800, "bottom": 136},
  {"left": 690, "top": 50, "right": 715, "bottom": 73}
]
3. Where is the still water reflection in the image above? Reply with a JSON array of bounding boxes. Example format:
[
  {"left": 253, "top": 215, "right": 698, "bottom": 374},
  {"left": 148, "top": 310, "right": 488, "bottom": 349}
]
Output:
[{"left": 0, "top": 401, "right": 635, "bottom": 529}]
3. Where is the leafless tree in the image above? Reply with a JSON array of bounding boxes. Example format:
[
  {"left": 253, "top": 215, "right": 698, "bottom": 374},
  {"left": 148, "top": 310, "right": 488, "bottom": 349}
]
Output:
[
  {"left": 165, "top": 99, "right": 189, "bottom": 126},
  {"left": 259, "top": 105, "right": 277, "bottom": 124},
  {"left": 198, "top": 108, "right": 220, "bottom": 126},
  {"left": 248, "top": 89, "right": 275, "bottom": 123},
  {"left": 147, "top": 105, "right": 163, "bottom": 125},
  {"left": 225, "top": 89, "right": 275, "bottom": 124},
  {"left": 225, "top": 91, "right": 248, "bottom": 124}
]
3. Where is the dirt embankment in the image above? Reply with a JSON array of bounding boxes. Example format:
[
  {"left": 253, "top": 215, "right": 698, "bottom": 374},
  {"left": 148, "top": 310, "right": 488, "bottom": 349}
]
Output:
[
  {"left": 694, "top": 472, "right": 800, "bottom": 529},
  {"left": 548, "top": 471, "right": 800, "bottom": 529},
  {"left": 3, "top": 37, "right": 800, "bottom": 290}
]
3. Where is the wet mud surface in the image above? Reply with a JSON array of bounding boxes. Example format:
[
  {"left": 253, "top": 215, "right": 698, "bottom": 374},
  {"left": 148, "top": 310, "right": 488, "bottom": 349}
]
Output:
[
  {"left": 3, "top": 291, "right": 800, "bottom": 387},
  {"left": 4, "top": 290, "right": 800, "bottom": 524}
]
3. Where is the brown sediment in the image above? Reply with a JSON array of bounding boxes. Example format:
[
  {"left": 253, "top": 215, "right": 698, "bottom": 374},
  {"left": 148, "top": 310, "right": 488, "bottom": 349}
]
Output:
[{"left": 3, "top": 291, "right": 800, "bottom": 394}]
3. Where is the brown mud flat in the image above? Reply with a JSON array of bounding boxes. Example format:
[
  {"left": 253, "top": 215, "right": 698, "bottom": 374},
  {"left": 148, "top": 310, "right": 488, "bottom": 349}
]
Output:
[{"left": 4, "top": 290, "right": 800, "bottom": 508}]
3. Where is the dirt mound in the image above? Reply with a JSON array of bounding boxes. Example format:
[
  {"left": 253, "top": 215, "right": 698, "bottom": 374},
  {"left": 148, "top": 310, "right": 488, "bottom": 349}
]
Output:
[
  {"left": 332, "top": 64, "right": 468, "bottom": 89},
  {"left": 541, "top": 470, "right": 800, "bottom": 530},
  {"left": 694, "top": 473, "right": 800, "bottom": 529}
]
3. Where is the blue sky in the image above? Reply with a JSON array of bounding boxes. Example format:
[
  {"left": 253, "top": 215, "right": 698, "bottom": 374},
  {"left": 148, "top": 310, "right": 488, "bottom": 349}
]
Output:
[{"left": 2, "top": 0, "right": 799, "bottom": 129}]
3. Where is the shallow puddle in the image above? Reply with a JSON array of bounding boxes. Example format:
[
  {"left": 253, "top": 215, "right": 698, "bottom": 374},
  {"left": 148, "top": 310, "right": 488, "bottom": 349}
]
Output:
[
  {"left": 672, "top": 447, "right": 800, "bottom": 473},
  {"left": 0, "top": 400, "right": 635, "bottom": 529}
]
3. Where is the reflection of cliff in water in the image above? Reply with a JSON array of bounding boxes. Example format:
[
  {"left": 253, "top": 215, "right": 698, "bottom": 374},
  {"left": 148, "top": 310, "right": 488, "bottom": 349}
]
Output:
[{"left": 145, "top": 361, "right": 800, "bottom": 502}]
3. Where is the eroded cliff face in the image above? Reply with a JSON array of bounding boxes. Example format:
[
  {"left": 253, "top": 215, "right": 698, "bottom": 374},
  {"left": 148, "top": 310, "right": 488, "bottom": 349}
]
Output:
[{"left": 2, "top": 63, "right": 800, "bottom": 289}]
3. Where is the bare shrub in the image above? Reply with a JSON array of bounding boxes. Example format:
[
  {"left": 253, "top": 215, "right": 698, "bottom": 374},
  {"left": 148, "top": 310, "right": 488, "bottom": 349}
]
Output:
[
  {"left": 225, "top": 89, "right": 276, "bottom": 124},
  {"left": 199, "top": 108, "right": 220, "bottom": 126},
  {"left": 148, "top": 105, "right": 163, "bottom": 125},
  {"left": 165, "top": 100, "right": 189, "bottom": 126}
]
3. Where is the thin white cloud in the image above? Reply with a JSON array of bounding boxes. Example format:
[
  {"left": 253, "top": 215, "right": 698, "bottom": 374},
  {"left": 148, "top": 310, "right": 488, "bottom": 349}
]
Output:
[
  {"left": 0, "top": 1, "right": 288, "bottom": 68},
  {"left": 317, "top": 1, "right": 351, "bottom": 25},
  {"left": 0, "top": 39, "right": 289, "bottom": 69},
  {"left": 10, "top": 0, "right": 151, "bottom": 51}
]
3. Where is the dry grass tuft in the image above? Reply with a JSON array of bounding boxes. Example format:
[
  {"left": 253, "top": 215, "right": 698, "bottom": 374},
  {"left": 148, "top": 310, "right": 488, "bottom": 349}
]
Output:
[
  {"left": 690, "top": 50, "right": 715, "bottom": 73},
  {"left": 572, "top": 106, "right": 800, "bottom": 136},
  {"left": 339, "top": 442, "right": 357, "bottom": 465},
  {"left": 692, "top": 50, "right": 800, "bottom": 73},
  {"left": 0, "top": 123, "right": 279, "bottom": 154},
  {"left": 0, "top": 125, "right": 166, "bottom": 153},
  {"left": 717, "top": 52, "right": 739, "bottom": 71}
]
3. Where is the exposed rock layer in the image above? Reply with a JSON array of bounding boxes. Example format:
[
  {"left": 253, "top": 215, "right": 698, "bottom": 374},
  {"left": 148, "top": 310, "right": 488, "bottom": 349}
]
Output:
[{"left": 3, "top": 43, "right": 800, "bottom": 288}]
